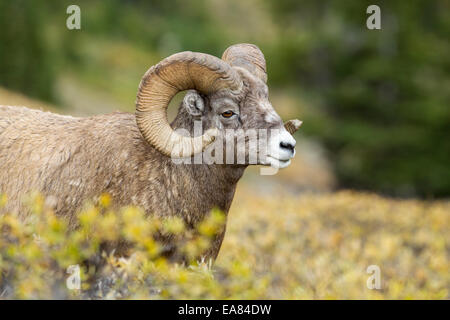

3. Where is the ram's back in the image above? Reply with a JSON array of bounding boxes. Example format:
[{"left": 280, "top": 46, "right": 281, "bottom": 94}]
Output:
[{"left": 0, "top": 105, "right": 144, "bottom": 219}]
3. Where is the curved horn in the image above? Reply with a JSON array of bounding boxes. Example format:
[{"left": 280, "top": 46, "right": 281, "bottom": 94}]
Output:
[
  {"left": 222, "top": 43, "right": 267, "bottom": 83},
  {"left": 136, "top": 51, "right": 242, "bottom": 158}
]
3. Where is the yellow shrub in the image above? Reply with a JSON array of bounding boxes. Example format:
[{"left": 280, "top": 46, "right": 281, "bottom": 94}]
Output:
[{"left": 0, "top": 190, "right": 448, "bottom": 299}]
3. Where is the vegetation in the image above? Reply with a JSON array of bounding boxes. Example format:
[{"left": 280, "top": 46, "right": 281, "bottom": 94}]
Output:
[
  {"left": 0, "top": 0, "right": 55, "bottom": 101},
  {"left": 1, "top": 188, "right": 448, "bottom": 299}
]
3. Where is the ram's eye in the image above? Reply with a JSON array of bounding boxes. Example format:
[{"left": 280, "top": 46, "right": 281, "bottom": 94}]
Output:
[{"left": 221, "top": 111, "right": 235, "bottom": 118}]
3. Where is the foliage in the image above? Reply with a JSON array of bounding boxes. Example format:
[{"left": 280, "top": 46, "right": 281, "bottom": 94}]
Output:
[
  {"left": 1, "top": 189, "right": 448, "bottom": 299},
  {"left": 0, "top": 0, "right": 55, "bottom": 101}
]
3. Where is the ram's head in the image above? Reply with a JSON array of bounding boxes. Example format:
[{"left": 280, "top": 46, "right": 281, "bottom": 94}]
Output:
[{"left": 136, "top": 43, "right": 302, "bottom": 168}]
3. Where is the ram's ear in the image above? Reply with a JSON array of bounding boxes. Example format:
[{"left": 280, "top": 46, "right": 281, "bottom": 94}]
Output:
[
  {"left": 183, "top": 90, "right": 205, "bottom": 117},
  {"left": 284, "top": 119, "right": 302, "bottom": 135}
]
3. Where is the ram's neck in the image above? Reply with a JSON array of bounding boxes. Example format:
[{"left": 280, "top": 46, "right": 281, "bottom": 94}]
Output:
[
  {"left": 175, "top": 162, "right": 246, "bottom": 224},
  {"left": 128, "top": 116, "right": 246, "bottom": 225},
  {"left": 134, "top": 153, "right": 246, "bottom": 226}
]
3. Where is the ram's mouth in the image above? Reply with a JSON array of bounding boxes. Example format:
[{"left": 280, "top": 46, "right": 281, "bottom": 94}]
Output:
[{"left": 265, "top": 155, "right": 292, "bottom": 169}]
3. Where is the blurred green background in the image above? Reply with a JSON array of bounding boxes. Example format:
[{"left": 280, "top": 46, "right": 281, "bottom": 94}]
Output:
[{"left": 0, "top": 0, "right": 449, "bottom": 197}]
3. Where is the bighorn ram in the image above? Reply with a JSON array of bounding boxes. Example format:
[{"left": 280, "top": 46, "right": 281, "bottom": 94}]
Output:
[{"left": 0, "top": 44, "right": 301, "bottom": 261}]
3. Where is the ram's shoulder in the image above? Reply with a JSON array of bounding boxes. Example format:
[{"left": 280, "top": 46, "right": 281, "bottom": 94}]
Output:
[{"left": 88, "top": 111, "right": 137, "bottom": 128}]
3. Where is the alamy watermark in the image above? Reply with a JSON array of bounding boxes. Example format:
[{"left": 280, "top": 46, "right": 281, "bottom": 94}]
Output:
[
  {"left": 169, "top": 121, "right": 294, "bottom": 176},
  {"left": 366, "top": 5, "right": 381, "bottom": 30},
  {"left": 366, "top": 265, "right": 382, "bottom": 290},
  {"left": 66, "top": 5, "right": 81, "bottom": 30},
  {"left": 66, "top": 264, "right": 81, "bottom": 290},
  {"left": 66, "top": 4, "right": 381, "bottom": 31}
]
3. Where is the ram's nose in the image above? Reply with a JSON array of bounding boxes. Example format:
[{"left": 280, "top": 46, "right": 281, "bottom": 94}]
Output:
[
  {"left": 277, "top": 129, "right": 297, "bottom": 158},
  {"left": 280, "top": 140, "right": 295, "bottom": 153}
]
